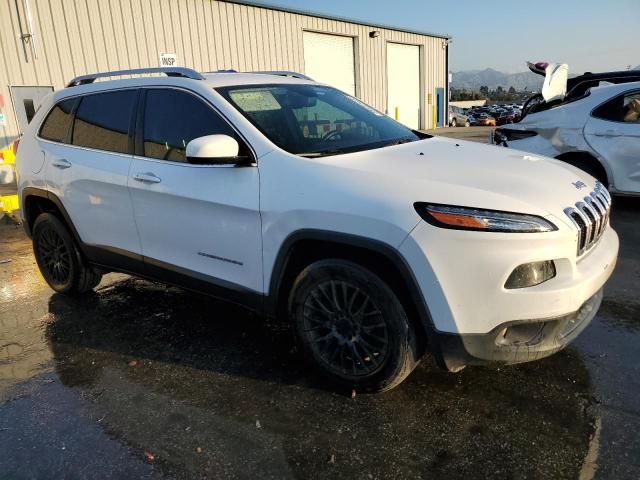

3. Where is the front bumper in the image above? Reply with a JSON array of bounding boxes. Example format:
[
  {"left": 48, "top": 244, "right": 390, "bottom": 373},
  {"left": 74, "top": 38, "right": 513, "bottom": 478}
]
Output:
[{"left": 435, "top": 289, "right": 603, "bottom": 371}]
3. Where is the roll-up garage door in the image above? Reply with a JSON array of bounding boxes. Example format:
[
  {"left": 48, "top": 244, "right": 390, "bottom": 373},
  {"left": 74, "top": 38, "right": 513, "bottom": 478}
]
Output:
[
  {"left": 387, "top": 43, "right": 421, "bottom": 129},
  {"left": 303, "top": 31, "right": 356, "bottom": 96}
]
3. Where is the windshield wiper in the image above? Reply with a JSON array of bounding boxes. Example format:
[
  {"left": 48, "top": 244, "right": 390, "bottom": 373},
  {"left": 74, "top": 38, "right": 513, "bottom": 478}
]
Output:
[
  {"left": 297, "top": 137, "right": 417, "bottom": 158},
  {"left": 382, "top": 137, "right": 416, "bottom": 147},
  {"left": 297, "top": 149, "right": 345, "bottom": 158}
]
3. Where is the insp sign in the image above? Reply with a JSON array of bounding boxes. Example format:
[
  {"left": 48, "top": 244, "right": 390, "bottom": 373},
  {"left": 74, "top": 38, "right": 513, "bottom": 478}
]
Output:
[{"left": 159, "top": 53, "right": 177, "bottom": 67}]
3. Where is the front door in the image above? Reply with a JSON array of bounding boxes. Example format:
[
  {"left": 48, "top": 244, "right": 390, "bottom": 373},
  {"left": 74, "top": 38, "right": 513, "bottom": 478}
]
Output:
[
  {"left": 10, "top": 86, "right": 54, "bottom": 134},
  {"left": 128, "top": 88, "right": 262, "bottom": 294},
  {"left": 584, "top": 89, "right": 640, "bottom": 193}
]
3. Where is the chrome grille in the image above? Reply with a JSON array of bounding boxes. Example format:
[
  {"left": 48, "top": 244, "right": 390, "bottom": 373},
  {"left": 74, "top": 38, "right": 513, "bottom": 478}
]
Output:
[{"left": 564, "top": 182, "right": 611, "bottom": 256}]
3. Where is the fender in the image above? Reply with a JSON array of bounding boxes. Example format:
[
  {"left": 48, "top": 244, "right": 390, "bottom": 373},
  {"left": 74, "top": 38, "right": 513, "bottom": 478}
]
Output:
[
  {"left": 266, "top": 229, "right": 447, "bottom": 368},
  {"left": 21, "top": 187, "right": 81, "bottom": 240}
]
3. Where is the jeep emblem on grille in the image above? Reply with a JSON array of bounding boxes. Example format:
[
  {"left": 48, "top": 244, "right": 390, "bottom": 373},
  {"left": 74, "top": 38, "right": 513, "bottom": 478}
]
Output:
[{"left": 572, "top": 180, "right": 587, "bottom": 190}]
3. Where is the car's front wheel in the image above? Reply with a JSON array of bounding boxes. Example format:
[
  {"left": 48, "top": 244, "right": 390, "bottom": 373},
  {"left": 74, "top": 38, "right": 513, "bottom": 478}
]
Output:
[
  {"left": 289, "top": 259, "right": 420, "bottom": 393},
  {"left": 450, "top": 118, "right": 457, "bottom": 127},
  {"left": 32, "top": 213, "right": 102, "bottom": 294}
]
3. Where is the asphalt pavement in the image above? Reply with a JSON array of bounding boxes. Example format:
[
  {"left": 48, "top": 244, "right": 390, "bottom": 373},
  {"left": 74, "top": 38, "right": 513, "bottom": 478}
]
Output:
[{"left": 0, "top": 131, "right": 638, "bottom": 479}]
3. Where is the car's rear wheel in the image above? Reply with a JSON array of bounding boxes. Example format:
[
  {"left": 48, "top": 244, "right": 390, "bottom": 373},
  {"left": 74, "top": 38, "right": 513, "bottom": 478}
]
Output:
[
  {"left": 557, "top": 154, "right": 609, "bottom": 188},
  {"left": 32, "top": 213, "right": 102, "bottom": 294},
  {"left": 289, "top": 259, "right": 420, "bottom": 393}
]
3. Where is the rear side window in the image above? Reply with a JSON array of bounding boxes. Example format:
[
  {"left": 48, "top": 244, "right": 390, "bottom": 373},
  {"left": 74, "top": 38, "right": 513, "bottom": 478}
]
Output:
[
  {"left": 39, "top": 98, "right": 76, "bottom": 142},
  {"left": 72, "top": 90, "right": 136, "bottom": 154},
  {"left": 593, "top": 91, "right": 640, "bottom": 123},
  {"left": 142, "top": 89, "right": 235, "bottom": 162}
]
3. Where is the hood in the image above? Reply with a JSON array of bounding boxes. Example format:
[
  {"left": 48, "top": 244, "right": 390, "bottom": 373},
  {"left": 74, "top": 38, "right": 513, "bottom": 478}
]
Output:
[
  {"left": 319, "top": 136, "right": 596, "bottom": 223},
  {"left": 527, "top": 61, "right": 569, "bottom": 102}
]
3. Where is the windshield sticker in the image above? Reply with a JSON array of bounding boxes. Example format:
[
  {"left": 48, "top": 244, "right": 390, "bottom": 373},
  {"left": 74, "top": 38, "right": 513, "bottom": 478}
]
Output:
[{"left": 230, "top": 90, "right": 281, "bottom": 112}]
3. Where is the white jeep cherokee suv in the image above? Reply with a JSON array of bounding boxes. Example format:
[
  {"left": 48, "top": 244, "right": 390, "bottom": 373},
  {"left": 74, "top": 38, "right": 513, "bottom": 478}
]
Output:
[{"left": 16, "top": 67, "right": 618, "bottom": 392}]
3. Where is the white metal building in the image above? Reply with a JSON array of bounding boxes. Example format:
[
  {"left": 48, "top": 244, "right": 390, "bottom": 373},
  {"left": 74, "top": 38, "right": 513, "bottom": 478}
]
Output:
[{"left": 0, "top": 0, "right": 450, "bottom": 147}]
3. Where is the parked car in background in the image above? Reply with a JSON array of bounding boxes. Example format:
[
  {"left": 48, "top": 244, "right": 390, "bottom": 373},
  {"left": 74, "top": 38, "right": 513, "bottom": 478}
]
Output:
[
  {"left": 17, "top": 67, "right": 618, "bottom": 392},
  {"left": 475, "top": 113, "right": 496, "bottom": 126},
  {"left": 465, "top": 113, "right": 478, "bottom": 126},
  {"left": 449, "top": 106, "right": 470, "bottom": 127},
  {"left": 494, "top": 110, "right": 517, "bottom": 125},
  {"left": 496, "top": 62, "right": 640, "bottom": 196}
]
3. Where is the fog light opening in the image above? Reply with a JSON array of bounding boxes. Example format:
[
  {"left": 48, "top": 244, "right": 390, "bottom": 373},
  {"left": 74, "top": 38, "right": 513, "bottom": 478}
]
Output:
[
  {"left": 496, "top": 322, "right": 546, "bottom": 347},
  {"left": 505, "top": 260, "right": 556, "bottom": 289}
]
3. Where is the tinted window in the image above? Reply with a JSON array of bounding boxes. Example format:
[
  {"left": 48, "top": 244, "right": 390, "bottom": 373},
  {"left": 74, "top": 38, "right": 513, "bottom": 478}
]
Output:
[
  {"left": 593, "top": 91, "right": 640, "bottom": 123},
  {"left": 143, "top": 89, "right": 235, "bottom": 162},
  {"left": 72, "top": 90, "right": 136, "bottom": 154},
  {"left": 39, "top": 98, "right": 76, "bottom": 142},
  {"left": 623, "top": 93, "right": 640, "bottom": 123}
]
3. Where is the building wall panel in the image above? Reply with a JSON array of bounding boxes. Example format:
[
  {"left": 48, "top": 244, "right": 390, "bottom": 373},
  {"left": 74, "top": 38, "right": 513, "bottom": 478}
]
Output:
[{"left": 0, "top": 0, "right": 447, "bottom": 146}]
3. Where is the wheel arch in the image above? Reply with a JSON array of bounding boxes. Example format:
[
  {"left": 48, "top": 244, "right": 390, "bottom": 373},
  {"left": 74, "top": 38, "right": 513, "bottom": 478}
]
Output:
[
  {"left": 22, "top": 188, "right": 82, "bottom": 244},
  {"left": 267, "top": 229, "right": 443, "bottom": 363},
  {"left": 555, "top": 151, "right": 610, "bottom": 188}
]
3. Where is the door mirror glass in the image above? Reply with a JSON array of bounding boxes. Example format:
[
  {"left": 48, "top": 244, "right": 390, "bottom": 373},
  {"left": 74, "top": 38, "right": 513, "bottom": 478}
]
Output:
[{"left": 185, "top": 134, "right": 241, "bottom": 164}]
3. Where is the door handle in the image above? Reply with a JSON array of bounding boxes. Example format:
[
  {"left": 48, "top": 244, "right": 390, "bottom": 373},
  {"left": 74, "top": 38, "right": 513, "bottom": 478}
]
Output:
[
  {"left": 133, "top": 172, "right": 162, "bottom": 184},
  {"left": 51, "top": 158, "right": 71, "bottom": 169},
  {"left": 593, "top": 129, "right": 618, "bottom": 137}
]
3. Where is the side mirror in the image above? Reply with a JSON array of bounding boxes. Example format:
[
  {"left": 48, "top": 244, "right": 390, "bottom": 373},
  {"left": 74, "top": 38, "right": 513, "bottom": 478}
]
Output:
[{"left": 186, "top": 134, "right": 246, "bottom": 165}]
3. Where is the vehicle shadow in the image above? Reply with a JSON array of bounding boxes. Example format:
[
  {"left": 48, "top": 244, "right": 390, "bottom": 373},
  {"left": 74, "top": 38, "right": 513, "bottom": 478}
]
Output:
[{"left": 44, "top": 277, "right": 596, "bottom": 479}]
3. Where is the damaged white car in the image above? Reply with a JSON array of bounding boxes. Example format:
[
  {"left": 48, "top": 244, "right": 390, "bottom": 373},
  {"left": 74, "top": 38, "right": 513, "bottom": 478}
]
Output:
[{"left": 494, "top": 62, "right": 640, "bottom": 195}]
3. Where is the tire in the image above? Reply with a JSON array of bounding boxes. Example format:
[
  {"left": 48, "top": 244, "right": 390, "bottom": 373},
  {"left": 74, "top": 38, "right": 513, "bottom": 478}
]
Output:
[
  {"left": 289, "top": 259, "right": 420, "bottom": 393},
  {"left": 32, "top": 213, "right": 102, "bottom": 294},
  {"left": 465, "top": 120, "right": 470, "bottom": 127},
  {"left": 450, "top": 118, "right": 457, "bottom": 128}
]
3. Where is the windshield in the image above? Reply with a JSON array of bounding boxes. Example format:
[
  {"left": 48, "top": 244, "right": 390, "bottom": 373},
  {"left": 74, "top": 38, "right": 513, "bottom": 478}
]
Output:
[{"left": 216, "top": 84, "right": 424, "bottom": 157}]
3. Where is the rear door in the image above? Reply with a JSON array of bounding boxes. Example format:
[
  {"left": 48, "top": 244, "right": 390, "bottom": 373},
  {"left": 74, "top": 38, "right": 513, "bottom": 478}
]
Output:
[
  {"left": 584, "top": 90, "right": 640, "bottom": 193},
  {"left": 128, "top": 88, "right": 262, "bottom": 294},
  {"left": 43, "top": 89, "right": 141, "bottom": 257}
]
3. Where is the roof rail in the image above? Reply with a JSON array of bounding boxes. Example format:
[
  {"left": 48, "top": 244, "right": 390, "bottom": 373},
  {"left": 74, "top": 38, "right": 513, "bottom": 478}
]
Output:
[
  {"left": 250, "top": 70, "right": 314, "bottom": 81},
  {"left": 66, "top": 67, "right": 205, "bottom": 87}
]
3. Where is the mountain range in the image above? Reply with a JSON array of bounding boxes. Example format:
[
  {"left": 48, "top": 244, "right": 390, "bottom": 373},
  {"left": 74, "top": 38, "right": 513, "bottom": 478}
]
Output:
[
  {"left": 451, "top": 68, "right": 543, "bottom": 91},
  {"left": 452, "top": 65, "right": 640, "bottom": 92}
]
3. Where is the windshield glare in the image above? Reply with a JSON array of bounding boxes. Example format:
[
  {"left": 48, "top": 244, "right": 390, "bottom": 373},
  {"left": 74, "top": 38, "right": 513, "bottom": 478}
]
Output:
[{"left": 216, "top": 84, "right": 422, "bottom": 156}]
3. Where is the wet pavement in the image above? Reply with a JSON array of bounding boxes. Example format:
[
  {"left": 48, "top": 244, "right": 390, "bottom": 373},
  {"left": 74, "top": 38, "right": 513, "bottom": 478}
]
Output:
[{"left": 1, "top": 199, "right": 639, "bottom": 479}]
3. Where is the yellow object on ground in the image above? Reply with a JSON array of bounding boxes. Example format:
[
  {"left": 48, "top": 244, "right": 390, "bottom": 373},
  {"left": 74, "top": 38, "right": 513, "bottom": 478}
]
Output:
[
  {"left": 0, "top": 140, "right": 20, "bottom": 221},
  {"left": 0, "top": 194, "right": 19, "bottom": 214},
  {"left": 0, "top": 142, "right": 17, "bottom": 165}
]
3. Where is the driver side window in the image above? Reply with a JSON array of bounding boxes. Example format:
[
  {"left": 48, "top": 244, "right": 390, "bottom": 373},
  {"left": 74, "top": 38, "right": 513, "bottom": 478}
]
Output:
[{"left": 142, "top": 89, "right": 237, "bottom": 162}]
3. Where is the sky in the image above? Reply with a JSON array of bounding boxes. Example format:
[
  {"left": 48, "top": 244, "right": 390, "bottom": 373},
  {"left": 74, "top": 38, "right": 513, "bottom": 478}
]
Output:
[{"left": 255, "top": 0, "right": 639, "bottom": 74}]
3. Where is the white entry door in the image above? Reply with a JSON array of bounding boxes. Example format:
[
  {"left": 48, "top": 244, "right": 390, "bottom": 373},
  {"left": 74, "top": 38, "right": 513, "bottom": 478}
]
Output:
[
  {"left": 387, "top": 43, "right": 421, "bottom": 129},
  {"left": 303, "top": 31, "right": 356, "bottom": 96},
  {"left": 10, "top": 86, "right": 54, "bottom": 134}
]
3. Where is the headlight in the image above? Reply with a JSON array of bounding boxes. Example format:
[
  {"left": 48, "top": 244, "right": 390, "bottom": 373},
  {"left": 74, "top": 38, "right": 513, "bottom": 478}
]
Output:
[{"left": 414, "top": 203, "right": 557, "bottom": 233}]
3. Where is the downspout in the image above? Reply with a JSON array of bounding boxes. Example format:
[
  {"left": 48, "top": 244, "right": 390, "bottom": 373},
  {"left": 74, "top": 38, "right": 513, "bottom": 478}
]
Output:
[
  {"left": 445, "top": 39, "right": 449, "bottom": 128},
  {"left": 22, "top": 0, "right": 39, "bottom": 60}
]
